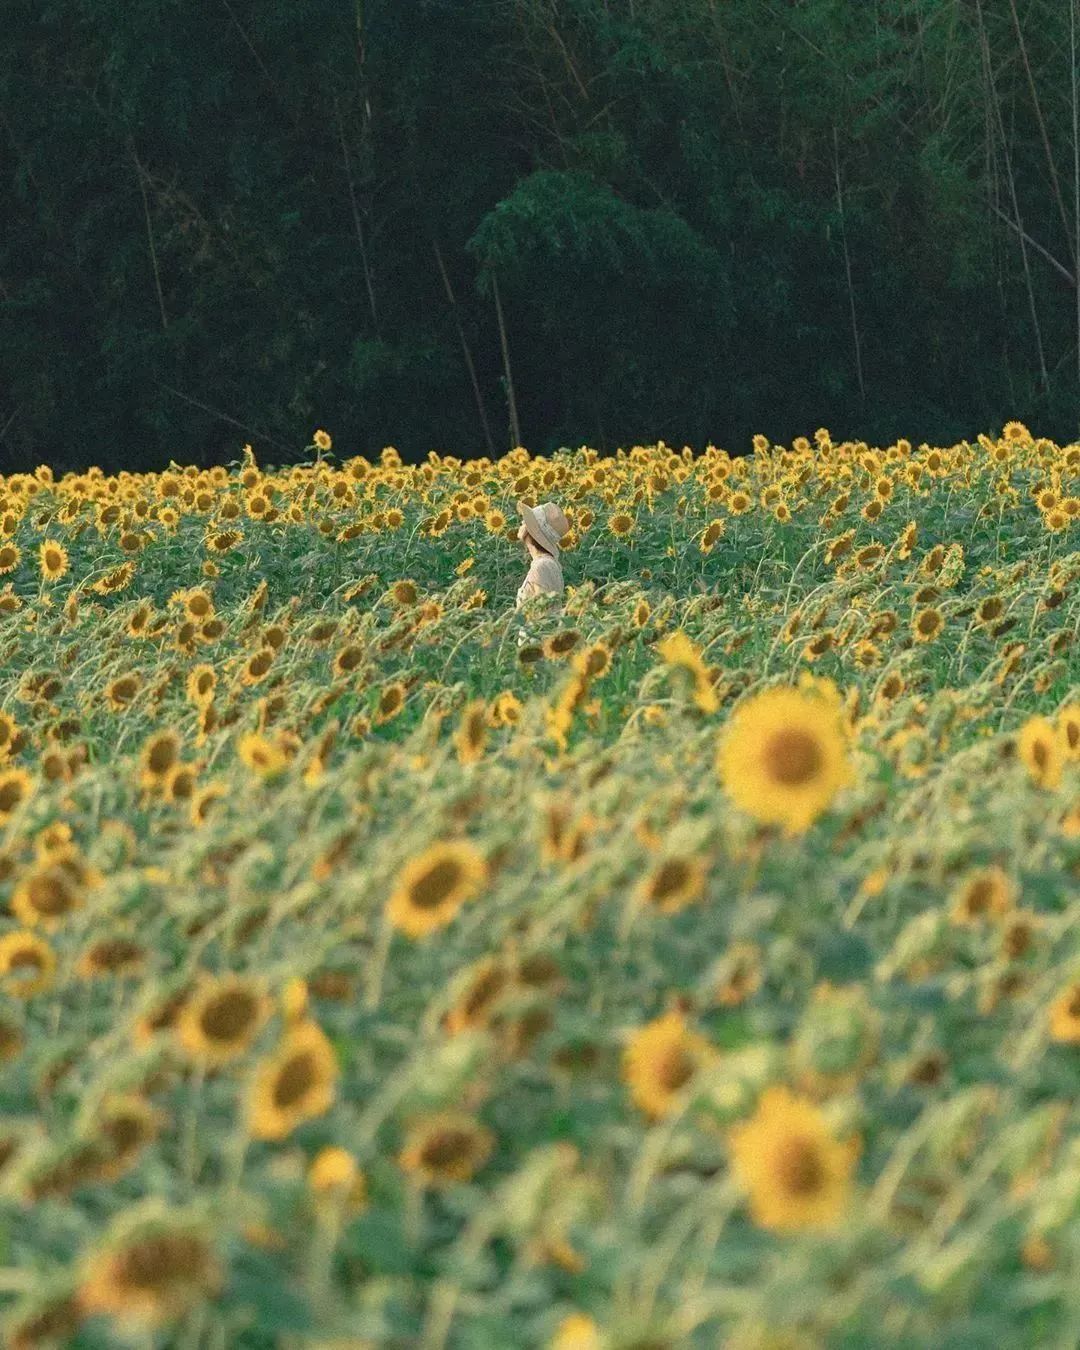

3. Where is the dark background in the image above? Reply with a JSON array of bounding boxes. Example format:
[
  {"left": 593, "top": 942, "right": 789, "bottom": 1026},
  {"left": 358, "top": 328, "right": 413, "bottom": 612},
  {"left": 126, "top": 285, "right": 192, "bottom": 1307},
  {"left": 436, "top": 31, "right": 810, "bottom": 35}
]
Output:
[{"left": 3, "top": 0, "right": 1080, "bottom": 474}]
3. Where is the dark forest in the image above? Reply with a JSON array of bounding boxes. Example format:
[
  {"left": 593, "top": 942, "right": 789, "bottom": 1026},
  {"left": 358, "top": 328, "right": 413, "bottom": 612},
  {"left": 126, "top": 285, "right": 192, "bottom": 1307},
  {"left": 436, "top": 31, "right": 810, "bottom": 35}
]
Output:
[{"left": 4, "top": 0, "right": 1080, "bottom": 472}]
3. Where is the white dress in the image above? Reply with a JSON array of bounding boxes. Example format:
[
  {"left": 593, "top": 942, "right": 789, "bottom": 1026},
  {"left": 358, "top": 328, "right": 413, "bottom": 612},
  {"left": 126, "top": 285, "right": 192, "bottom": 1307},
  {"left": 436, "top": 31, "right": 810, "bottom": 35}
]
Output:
[{"left": 515, "top": 554, "right": 564, "bottom": 609}]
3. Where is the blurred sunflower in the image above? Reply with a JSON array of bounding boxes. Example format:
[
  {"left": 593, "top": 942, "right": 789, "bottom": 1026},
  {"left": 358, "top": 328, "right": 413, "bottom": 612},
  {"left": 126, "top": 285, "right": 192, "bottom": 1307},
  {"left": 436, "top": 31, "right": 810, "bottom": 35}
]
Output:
[
  {"left": 0, "top": 930, "right": 56, "bottom": 997},
  {"left": 727, "top": 1085, "right": 859, "bottom": 1232},
  {"left": 622, "top": 1009, "right": 716, "bottom": 1120},
  {"left": 399, "top": 1111, "right": 494, "bottom": 1187},
  {"left": 248, "top": 1020, "right": 338, "bottom": 1140},
  {"left": 386, "top": 839, "right": 487, "bottom": 938},
  {"left": 176, "top": 975, "right": 271, "bottom": 1066},
  {"left": 716, "top": 685, "right": 853, "bottom": 834}
]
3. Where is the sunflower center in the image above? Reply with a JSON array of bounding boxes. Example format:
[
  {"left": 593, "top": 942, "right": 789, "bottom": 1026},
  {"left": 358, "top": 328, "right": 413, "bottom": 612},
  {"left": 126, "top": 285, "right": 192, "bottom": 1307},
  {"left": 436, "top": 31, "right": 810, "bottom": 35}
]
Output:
[
  {"left": 113, "top": 1234, "right": 208, "bottom": 1289},
  {"left": 28, "top": 874, "right": 74, "bottom": 915},
  {"left": 103, "top": 1113, "right": 149, "bottom": 1156},
  {"left": 272, "top": 1050, "right": 317, "bottom": 1109},
  {"left": 461, "top": 967, "right": 506, "bottom": 1020},
  {"left": 148, "top": 741, "right": 177, "bottom": 774},
  {"left": 200, "top": 989, "right": 259, "bottom": 1042},
  {"left": 1032, "top": 740, "right": 1049, "bottom": 773},
  {"left": 763, "top": 729, "right": 824, "bottom": 786},
  {"left": 650, "top": 861, "right": 690, "bottom": 903},
  {"left": 1067, "top": 989, "right": 1080, "bottom": 1019},
  {"left": 775, "top": 1136, "right": 826, "bottom": 1196},
  {"left": 656, "top": 1046, "right": 696, "bottom": 1094},
  {"left": 964, "top": 880, "right": 992, "bottom": 914},
  {"left": 9, "top": 947, "right": 44, "bottom": 973},
  {"left": 420, "top": 1128, "right": 474, "bottom": 1170},
  {"left": 409, "top": 860, "right": 463, "bottom": 910}
]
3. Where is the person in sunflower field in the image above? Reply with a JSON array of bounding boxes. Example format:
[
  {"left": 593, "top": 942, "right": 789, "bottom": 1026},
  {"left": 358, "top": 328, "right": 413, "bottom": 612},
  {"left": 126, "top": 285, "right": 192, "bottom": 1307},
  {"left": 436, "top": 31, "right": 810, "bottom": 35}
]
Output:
[{"left": 515, "top": 500, "right": 569, "bottom": 608}]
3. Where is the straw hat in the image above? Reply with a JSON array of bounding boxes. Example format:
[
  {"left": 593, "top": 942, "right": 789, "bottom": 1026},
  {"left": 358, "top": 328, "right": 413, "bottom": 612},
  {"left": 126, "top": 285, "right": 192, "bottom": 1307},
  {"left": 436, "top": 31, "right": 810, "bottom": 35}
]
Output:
[{"left": 517, "top": 500, "right": 569, "bottom": 556}]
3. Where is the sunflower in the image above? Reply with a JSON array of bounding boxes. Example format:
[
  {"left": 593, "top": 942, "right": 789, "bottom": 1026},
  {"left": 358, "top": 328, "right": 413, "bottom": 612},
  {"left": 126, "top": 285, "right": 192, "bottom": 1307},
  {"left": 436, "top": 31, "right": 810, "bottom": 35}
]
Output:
[
  {"left": 976, "top": 595, "right": 1004, "bottom": 625},
  {"left": 727, "top": 1085, "right": 859, "bottom": 1233},
  {"left": 950, "top": 866, "right": 1015, "bottom": 926},
  {"left": 1018, "top": 716, "right": 1064, "bottom": 789},
  {"left": 138, "top": 731, "right": 181, "bottom": 789},
  {"left": 443, "top": 956, "right": 511, "bottom": 1035},
  {"left": 0, "top": 711, "right": 20, "bottom": 759},
  {"left": 332, "top": 642, "right": 364, "bottom": 678},
  {"left": 0, "top": 1013, "right": 23, "bottom": 1063},
  {"left": 1048, "top": 984, "right": 1080, "bottom": 1043},
  {"left": 399, "top": 1111, "right": 495, "bottom": 1187},
  {"left": 1060, "top": 704, "right": 1080, "bottom": 762},
  {"left": 1002, "top": 419, "right": 1031, "bottom": 444},
  {"left": 851, "top": 640, "right": 882, "bottom": 669},
  {"left": 240, "top": 647, "right": 274, "bottom": 686},
  {"left": 455, "top": 700, "right": 487, "bottom": 766},
  {"left": 824, "top": 530, "right": 855, "bottom": 564},
  {"left": 855, "top": 543, "right": 884, "bottom": 571},
  {"left": 489, "top": 691, "right": 523, "bottom": 728},
  {"left": 38, "top": 540, "right": 69, "bottom": 581},
  {"left": 237, "top": 731, "right": 289, "bottom": 780},
  {"left": 0, "top": 542, "right": 20, "bottom": 574},
  {"left": 549, "top": 1313, "right": 602, "bottom": 1350},
  {"left": 194, "top": 701, "right": 218, "bottom": 749},
  {"left": 305, "top": 618, "right": 339, "bottom": 646},
  {"left": 92, "top": 562, "right": 137, "bottom": 595},
  {"left": 176, "top": 975, "right": 271, "bottom": 1066},
  {"left": 912, "top": 607, "right": 943, "bottom": 642},
  {"left": 247, "top": 1019, "right": 338, "bottom": 1141},
  {"left": 386, "top": 839, "right": 487, "bottom": 938},
  {"left": 608, "top": 512, "right": 634, "bottom": 537},
  {"left": 896, "top": 520, "right": 917, "bottom": 560},
  {"left": 0, "top": 931, "right": 56, "bottom": 997},
  {"left": 390, "top": 579, "right": 419, "bottom": 607},
  {"left": 75, "top": 936, "right": 146, "bottom": 981},
  {"left": 313, "top": 429, "right": 332, "bottom": 451},
  {"left": 699, "top": 519, "right": 726, "bottom": 553},
  {"left": 634, "top": 855, "right": 708, "bottom": 915},
  {"left": 622, "top": 1009, "right": 716, "bottom": 1119},
  {"left": 92, "top": 1095, "right": 164, "bottom": 1182},
  {"left": 713, "top": 942, "right": 764, "bottom": 1007},
  {"left": 632, "top": 599, "right": 651, "bottom": 628},
  {"left": 577, "top": 642, "right": 612, "bottom": 680},
  {"left": 656, "top": 630, "right": 718, "bottom": 714},
  {"left": 716, "top": 685, "right": 853, "bottom": 834},
  {"left": 0, "top": 767, "right": 34, "bottom": 823},
  {"left": 308, "top": 1146, "right": 367, "bottom": 1211},
  {"left": 5, "top": 1287, "right": 85, "bottom": 1350},
  {"left": 373, "top": 681, "right": 407, "bottom": 725},
  {"left": 125, "top": 602, "right": 154, "bottom": 638},
  {"left": 542, "top": 629, "right": 582, "bottom": 660},
  {"left": 186, "top": 665, "right": 216, "bottom": 707},
  {"left": 206, "top": 529, "right": 243, "bottom": 554},
  {"left": 78, "top": 1215, "right": 222, "bottom": 1331},
  {"left": 920, "top": 544, "right": 946, "bottom": 576},
  {"left": 104, "top": 673, "right": 141, "bottom": 711},
  {"left": 11, "top": 863, "right": 83, "bottom": 931}
]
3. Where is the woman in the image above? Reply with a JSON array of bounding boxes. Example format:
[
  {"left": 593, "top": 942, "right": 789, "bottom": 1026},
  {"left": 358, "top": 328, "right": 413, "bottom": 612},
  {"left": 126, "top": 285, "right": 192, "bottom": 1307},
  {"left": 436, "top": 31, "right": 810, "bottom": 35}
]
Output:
[{"left": 515, "top": 500, "right": 569, "bottom": 609}]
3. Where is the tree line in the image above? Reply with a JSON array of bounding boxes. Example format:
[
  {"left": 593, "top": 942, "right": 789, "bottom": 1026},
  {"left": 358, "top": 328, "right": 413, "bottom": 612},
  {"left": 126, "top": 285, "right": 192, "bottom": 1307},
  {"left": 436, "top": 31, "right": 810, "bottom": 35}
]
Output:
[{"left": 3, "top": 0, "right": 1080, "bottom": 473}]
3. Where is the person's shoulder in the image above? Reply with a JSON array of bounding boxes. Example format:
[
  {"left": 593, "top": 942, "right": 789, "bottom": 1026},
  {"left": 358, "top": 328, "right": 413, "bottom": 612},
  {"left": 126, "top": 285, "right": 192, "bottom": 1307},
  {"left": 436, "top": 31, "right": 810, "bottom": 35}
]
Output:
[{"left": 535, "top": 555, "right": 563, "bottom": 583}]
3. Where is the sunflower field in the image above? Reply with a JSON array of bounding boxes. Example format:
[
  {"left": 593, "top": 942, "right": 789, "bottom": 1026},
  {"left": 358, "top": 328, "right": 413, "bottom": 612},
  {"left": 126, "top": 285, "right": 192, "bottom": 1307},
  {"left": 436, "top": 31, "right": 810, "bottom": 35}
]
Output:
[{"left": 0, "top": 424, "right": 1078, "bottom": 1349}]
